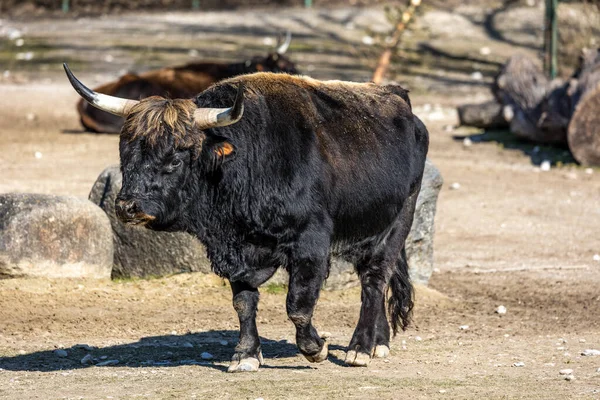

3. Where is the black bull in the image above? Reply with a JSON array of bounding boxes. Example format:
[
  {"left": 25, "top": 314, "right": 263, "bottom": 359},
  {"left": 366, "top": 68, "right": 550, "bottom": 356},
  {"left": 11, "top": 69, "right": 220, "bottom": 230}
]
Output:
[{"left": 65, "top": 66, "right": 429, "bottom": 371}]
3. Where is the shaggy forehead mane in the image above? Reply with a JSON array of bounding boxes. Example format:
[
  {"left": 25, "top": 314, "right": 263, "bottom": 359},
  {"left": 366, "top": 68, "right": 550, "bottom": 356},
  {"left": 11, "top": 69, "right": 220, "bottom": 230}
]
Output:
[{"left": 121, "top": 96, "right": 201, "bottom": 149}]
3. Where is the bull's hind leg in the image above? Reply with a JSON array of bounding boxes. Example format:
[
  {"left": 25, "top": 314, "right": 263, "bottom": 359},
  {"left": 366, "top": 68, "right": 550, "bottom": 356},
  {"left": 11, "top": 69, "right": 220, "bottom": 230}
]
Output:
[
  {"left": 346, "top": 187, "right": 420, "bottom": 367},
  {"left": 286, "top": 226, "right": 331, "bottom": 363},
  {"left": 345, "top": 254, "right": 393, "bottom": 366},
  {"left": 228, "top": 281, "right": 263, "bottom": 372}
]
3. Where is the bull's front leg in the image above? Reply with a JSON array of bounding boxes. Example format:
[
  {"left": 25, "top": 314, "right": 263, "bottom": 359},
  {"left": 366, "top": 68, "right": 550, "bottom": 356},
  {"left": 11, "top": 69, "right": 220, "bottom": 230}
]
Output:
[
  {"left": 286, "top": 228, "right": 330, "bottom": 363},
  {"left": 228, "top": 281, "right": 263, "bottom": 373}
]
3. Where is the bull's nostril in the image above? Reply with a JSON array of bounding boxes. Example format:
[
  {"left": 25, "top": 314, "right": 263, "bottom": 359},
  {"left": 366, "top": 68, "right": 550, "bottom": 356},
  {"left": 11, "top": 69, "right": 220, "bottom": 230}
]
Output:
[{"left": 116, "top": 199, "right": 138, "bottom": 219}]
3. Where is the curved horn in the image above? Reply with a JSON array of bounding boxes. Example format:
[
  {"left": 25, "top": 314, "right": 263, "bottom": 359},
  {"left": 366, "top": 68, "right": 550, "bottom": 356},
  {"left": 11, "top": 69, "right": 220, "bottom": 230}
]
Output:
[
  {"left": 194, "top": 83, "right": 245, "bottom": 130},
  {"left": 276, "top": 30, "right": 292, "bottom": 55},
  {"left": 63, "top": 63, "right": 138, "bottom": 117}
]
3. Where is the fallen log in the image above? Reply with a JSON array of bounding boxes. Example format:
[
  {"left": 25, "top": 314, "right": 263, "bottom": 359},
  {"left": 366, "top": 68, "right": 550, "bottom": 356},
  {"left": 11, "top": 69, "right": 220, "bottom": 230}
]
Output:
[
  {"left": 457, "top": 100, "right": 508, "bottom": 129},
  {"left": 567, "top": 48, "right": 600, "bottom": 165}
]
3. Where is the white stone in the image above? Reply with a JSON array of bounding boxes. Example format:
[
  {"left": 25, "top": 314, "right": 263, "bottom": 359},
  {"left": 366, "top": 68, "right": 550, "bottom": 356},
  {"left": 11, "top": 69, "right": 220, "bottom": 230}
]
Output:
[
  {"left": 513, "top": 362, "right": 525, "bottom": 367},
  {"left": 15, "top": 38, "right": 24, "bottom": 47},
  {"left": 16, "top": 52, "right": 34, "bottom": 61},
  {"left": 471, "top": 71, "right": 483, "bottom": 80},
  {"left": 34, "top": 151, "right": 42, "bottom": 159},
  {"left": 182, "top": 342, "right": 194, "bottom": 348},
  {"left": 582, "top": 349, "right": 600, "bottom": 356},
  {"left": 540, "top": 160, "right": 551, "bottom": 171},
  {"left": 593, "top": 254, "right": 600, "bottom": 262},
  {"left": 585, "top": 168, "right": 593, "bottom": 175},
  {"left": 495, "top": 305, "right": 507, "bottom": 315},
  {"left": 479, "top": 47, "right": 491, "bottom": 56},
  {"left": 361, "top": 36, "right": 374, "bottom": 45},
  {"left": 200, "top": 352, "right": 213, "bottom": 360},
  {"left": 564, "top": 374, "right": 575, "bottom": 381},
  {"left": 459, "top": 325, "right": 469, "bottom": 330},
  {"left": 414, "top": 336, "right": 422, "bottom": 342},
  {"left": 449, "top": 182, "right": 461, "bottom": 190},
  {"left": 463, "top": 137, "right": 473, "bottom": 147},
  {"left": 219, "top": 340, "right": 228, "bottom": 346},
  {"left": 559, "top": 369, "right": 573, "bottom": 375},
  {"left": 188, "top": 49, "right": 199, "bottom": 57}
]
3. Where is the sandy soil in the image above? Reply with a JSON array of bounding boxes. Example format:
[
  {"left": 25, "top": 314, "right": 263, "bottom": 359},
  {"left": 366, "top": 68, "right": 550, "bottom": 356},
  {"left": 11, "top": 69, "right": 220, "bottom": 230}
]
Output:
[{"left": 1, "top": 3, "right": 600, "bottom": 399}]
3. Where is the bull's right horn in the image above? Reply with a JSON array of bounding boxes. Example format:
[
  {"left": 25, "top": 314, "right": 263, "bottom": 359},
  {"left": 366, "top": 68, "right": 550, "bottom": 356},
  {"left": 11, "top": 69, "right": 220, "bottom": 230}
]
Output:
[
  {"left": 276, "top": 30, "right": 292, "bottom": 55},
  {"left": 63, "top": 63, "right": 138, "bottom": 117}
]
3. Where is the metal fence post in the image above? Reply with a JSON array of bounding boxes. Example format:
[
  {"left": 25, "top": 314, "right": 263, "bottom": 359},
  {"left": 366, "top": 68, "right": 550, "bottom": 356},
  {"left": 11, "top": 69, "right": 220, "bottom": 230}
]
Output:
[
  {"left": 544, "top": 0, "right": 558, "bottom": 79},
  {"left": 62, "top": 0, "right": 70, "bottom": 13},
  {"left": 192, "top": 0, "right": 200, "bottom": 10},
  {"left": 305, "top": 0, "right": 312, "bottom": 8}
]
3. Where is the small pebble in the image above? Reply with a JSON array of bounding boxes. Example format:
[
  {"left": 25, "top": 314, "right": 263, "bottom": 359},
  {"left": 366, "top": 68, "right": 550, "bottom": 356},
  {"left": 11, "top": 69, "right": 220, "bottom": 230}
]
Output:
[
  {"left": 479, "top": 46, "right": 491, "bottom": 56},
  {"left": 188, "top": 49, "right": 199, "bottom": 57},
  {"left": 200, "top": 352, "right": 213, "bottom": 360},
  {"left": 593, "top": 254, "right": 600, "bottom": 262},
  {"left": 582, "top": 349, "right": 600, "bottom": 356},
  {"left": 96, "top": 359, "right": 119, "bottom": 367},
  {"left": 182, "top": 342, "right": 194, "bottom": 348},
  {"left": 415, "top": 336, "right": 422, "bottom": 342},
  {"left": 219, "top": 340, "right": 228, "bottom": 346},
  {"left": 439, "top": 389, "right": 447, "bottom": 393},
  {"left": 34, "top": 151, "right": 42, "bottom": 159},
  {"left": 361, "top": 36, "right": 374, "bottom": 45},
  {"left": 53, "top": 349, "right": 68, "bottom": 358},
  {"left": 564, "top": 374, "right": 575, "bottom": 381},
  {"left": 104, "top": 54, "right": 114, "bottom": 63},
  {"left": 459, "top": 325, "right": 469, "bottom": 331},
  {"left": 80, "top": 354, "right": 94, "bottom": 365},
  {"left": 471, "top": 71, "right": 483, "bottom": 80},
  {"left": 579, "top": 339, "right": 586, "bottom": 343},
  {"left": 495, "top": 305, "right": 507, "bottom": 315},
  {"left": 513, "top": 362, "right": 525, "bottom": 367},
  {"left": 540, "top": 160, "right": 551, "bottom": 171},
  {"left": 443, "top": 124, "right": 454, "bottom": 132},
  {"left": 449, "top": 182, "right": 461, "bottom": 190},
  {"left": 596, "top": 368, "right": 600, "bottom": 373},
  {"left": 15, "top": 38, "right": 24, "bottom": 47},
  {"left": 100, "top": 356, "right": 108, "bottom": 360},
  {"left": 585, "top": 168, "right": 593, "bottom": 175},
  {"left": 75, "top": 344, "right": 94, "bottom": 351},
  {"left": 463, "top": 137, "right": 472, "bottom": 147},
  {"left": 559, "top": 369, "right": 573, "bottom": 375}
]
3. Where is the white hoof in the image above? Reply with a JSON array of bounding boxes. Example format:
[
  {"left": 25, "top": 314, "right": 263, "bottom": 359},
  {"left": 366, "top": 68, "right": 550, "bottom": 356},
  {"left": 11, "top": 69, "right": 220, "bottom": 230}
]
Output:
[
  {"left": 227, "top": 352, "right": 263, "bottom": 373},
  {"left": 304, "top": 340, "right": 329, "bottom": 363},
  {"left": 374, "top": 345, "right": 390, "bottom": 358},
  {"left": 345, "top": 349, "right": 371, "bottom": 367}
]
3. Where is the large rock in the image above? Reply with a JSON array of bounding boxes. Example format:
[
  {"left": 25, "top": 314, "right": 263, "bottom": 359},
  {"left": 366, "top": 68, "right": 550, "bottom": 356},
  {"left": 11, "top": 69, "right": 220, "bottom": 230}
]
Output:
[
  {"left": 89, "top": 166, "right": 211, "bottom": 278},
  {"left": 0, "top": 193, "right": 113, "bottom": 279},
  {"left": 91, "top": 160, "right": 442, "bottom": 286},
  {"left": 269, "top": 160, "right": 443, "bottom": 288}
]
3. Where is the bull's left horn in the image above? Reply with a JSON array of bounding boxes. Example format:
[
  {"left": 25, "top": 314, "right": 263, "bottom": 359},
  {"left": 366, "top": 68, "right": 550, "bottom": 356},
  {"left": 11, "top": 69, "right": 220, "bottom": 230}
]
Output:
[
  {"left": 63, "top": 63, "right": 138, "bottom": 117},
  {"left": 276, "top": 30, "right": 292, "bottom": 55},
  {"left": 194, "top": 83, "right": 245, "bottom": 130}
]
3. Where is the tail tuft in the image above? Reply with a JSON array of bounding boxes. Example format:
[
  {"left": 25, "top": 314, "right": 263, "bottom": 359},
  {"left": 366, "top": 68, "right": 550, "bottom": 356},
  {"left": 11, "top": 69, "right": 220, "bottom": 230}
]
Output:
[{"left": 387, "top": 248, "right": 414, "bottom": 336}]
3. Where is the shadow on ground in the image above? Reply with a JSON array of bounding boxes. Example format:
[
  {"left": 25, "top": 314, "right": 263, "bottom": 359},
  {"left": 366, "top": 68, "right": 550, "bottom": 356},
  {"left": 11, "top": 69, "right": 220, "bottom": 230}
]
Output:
[
  {"left": 0, "top": 330, "right": 347, "bottom": 372},
  {"left": 453, "top": 130, "right": 576, "bottom": 166}
]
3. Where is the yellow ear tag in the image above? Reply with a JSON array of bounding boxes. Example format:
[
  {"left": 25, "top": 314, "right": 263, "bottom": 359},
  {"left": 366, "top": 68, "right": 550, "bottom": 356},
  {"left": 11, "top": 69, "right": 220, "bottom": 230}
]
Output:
[{"left": 215, "top": 142, "right": 234, "bottom": 157}]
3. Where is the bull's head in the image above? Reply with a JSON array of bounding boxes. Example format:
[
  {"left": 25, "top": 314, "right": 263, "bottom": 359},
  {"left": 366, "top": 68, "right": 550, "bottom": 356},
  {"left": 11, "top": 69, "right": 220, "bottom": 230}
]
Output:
[
  {"left": 64, "top": 63, "right": 244, "bottom": 231},
  {"left": 252, "top": 31, "right": 299, "bottom": 74}
]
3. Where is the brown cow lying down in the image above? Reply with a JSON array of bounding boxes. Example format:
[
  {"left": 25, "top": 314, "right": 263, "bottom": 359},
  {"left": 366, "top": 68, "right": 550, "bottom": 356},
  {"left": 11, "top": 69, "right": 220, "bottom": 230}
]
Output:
[{"left": 77, "top": 33, "right": 298, "bottom": 133}]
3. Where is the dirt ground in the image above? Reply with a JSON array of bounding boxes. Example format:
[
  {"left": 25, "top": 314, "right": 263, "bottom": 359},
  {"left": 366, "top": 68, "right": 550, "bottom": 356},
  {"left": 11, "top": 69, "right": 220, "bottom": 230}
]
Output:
[{"left": 1, "top": 3, "right": 600, "bottom": 399}]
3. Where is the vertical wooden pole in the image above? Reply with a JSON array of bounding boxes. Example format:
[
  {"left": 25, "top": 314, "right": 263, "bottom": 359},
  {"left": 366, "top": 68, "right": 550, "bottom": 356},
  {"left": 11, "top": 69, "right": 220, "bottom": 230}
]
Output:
[{"left": 544, "top": 0, "right": 558, "bottom": 79}]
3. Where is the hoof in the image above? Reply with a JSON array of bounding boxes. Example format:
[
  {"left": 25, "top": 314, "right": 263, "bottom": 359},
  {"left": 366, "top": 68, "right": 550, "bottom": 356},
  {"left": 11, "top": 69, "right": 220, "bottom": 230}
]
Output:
[
  {"left": 227, "top": 352, "right": 263, "bottom": 373},
  {"left": 345, "top": 349, "right": 371, "bottom": 367},
  {"left": 374, "top": 345, "right": 390, "bottom": 358},
  {"left": 304, "top": 340, "right": 329, "bottom": 363}
]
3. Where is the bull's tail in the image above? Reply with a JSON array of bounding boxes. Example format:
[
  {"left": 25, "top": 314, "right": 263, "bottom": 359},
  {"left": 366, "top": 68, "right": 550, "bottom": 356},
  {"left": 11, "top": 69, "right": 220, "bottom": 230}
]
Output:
[{"left": 388, "top": 247, "right": 414, "bottom": 336}]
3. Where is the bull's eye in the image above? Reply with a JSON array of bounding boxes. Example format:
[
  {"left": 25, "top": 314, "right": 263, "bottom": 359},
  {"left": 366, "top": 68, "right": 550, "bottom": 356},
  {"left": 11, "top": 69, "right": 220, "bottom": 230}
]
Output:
[{"left": 171, "top": 159, "right": 182, "bottom": 168}]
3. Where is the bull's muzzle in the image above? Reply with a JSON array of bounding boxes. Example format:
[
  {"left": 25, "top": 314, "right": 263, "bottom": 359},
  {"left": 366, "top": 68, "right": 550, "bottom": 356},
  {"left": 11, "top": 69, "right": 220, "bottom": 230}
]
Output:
[{"left": 115, "top": 199, "right": 156, "bottom": 226}]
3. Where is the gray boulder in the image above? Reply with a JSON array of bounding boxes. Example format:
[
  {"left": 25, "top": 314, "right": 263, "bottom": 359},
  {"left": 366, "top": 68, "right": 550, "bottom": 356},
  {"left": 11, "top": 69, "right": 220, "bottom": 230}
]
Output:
[
  {"left": 89, "top": 166, "right": 211, "bottom": 278},
  {"left": 0, "top": 193, "right": 113, "bottom": 279},
  {"left": 269, "top": 160, "right": 443, "bottom": 288}
]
